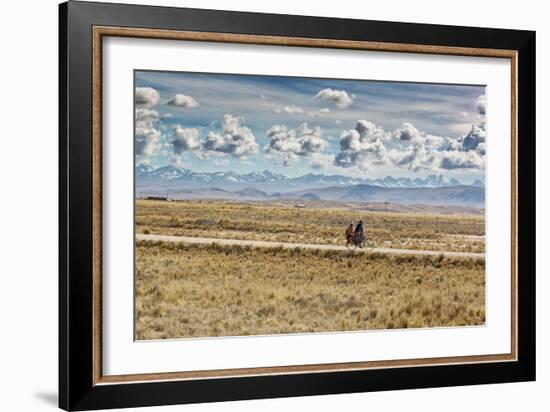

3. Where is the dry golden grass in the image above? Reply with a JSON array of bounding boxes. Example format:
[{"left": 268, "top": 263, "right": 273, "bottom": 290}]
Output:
[
  {"left": 136, "top": 200, "right": 485, "bottom": 253},
  {"left": 135, "top": 241, "right": 485, "bottom": 340}
]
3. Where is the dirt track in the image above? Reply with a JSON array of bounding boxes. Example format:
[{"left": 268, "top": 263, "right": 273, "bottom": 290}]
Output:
[{"left": 136, "top": 234, "right": 485, "bottom": 259}]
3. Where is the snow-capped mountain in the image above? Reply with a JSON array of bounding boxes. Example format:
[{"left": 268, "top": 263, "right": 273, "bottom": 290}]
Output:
[
  {"left": 148, "top": 165, "right": 191, "bottom": 180},
  {"left": 136, "top": 164, "right": 479, "bottom": 190},
  {"left": 135, "top": 163, "right": 155, "bottom": 176}
]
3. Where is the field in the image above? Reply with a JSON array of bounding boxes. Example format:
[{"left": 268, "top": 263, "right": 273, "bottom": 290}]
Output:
[
  {"left": 135, "top": 199, "right": 485, "bottom": 340},
  {"left": 136, "top": 199, "right": 485, "bottom": 253},
  {"left": 136, "top": 241, "right": 485, "bottom": 340}
]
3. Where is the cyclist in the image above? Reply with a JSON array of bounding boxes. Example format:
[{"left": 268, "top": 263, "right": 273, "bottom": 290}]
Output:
[{"left": 354, "top": 220, "right": 364, "bottom": 246}]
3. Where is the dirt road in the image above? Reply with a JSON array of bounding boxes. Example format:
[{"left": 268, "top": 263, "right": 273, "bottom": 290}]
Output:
[{"left": 136, "top": 234, "right": 484, "bottom": 259}]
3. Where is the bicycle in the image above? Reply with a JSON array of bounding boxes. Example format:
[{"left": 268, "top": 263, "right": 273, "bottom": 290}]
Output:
[{"left": 345, "top": 233, "right": 374, "bottom": 251}]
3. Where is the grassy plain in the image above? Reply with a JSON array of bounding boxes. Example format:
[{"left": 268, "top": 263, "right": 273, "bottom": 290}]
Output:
[
  {"left": 136, "top": 199, "right": 485, "bottom": 253},
  {"left": 136, "top": 241, "right": 485, "bottom": 340},
  {"left": 135, "top": 199, "right": 485, "bottom": 339}
]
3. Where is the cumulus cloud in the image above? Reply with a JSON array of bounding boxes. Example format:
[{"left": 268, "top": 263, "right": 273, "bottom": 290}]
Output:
[
  {"left": 135, "top": 108, "right": 161, "bottom": 156},
  {"left": 437, "top": 150, "right": 485, "bottom": 170},
  {"left": 135, "top": 87, "right": 160, "bottom": 108},
  {"left": 203, "top": 114, "right": 259, "bottom": 158},
  {"left": 389, "top": 144, "right": 435, "bottom": 172},
  {"left": 171, "top": 125, "right": 201, "bottom": 154},
  {"left": 334, "top": 120, "right": 390, "bottom": 170},
  {"left": 392, "top": 122, "right": 453, "bottom": 150},
  {"left": 332, "top": 117, "right": 486, "bottom": 173},
  {"left": 166, "top": 93, "right": 199, "bottom": 108},
  {"left": 334, "top": 150, "right": 382, "bottom": 171},
  {"left": 476, "top": 95, "right": 486, "bottom": 115},
  {"left": 265, "top": 123, "right": 329, "bottom": 163},
  {"left": 309, "top": 153, "right": 335, "bottom": 170},
  {"left": 135, "top": 128, "right": 161, "bottom": 156},
  {"left": 389, "top": 120, "right": 486, "bottom": 172},
  {"left": 213, "top": 158, "right": 230, "bottom": 167},
  {"left": 307, "top": 108, "right": 331, "bottom": 117},
  {"left": 393, "top": 122, "right": 423, "bottom": 142},
  {"left": 275, "top": 152, "right": 300, "bottom": 167},
  {"left": 476, "top": 142, "right": 486, "bottom": 156},
  {"left": 459, "top": 121, "right": 486, "bottom": 151},
  {"left": 313, "top": 88, "right": 354, "bottom": 109},
  {"left": 135, "top": 108, "right": 158, "bottom": 129},
  {"left": 273, "top": 105, "right": 305, "bottom": 115},
  {"left": 164, "top": 115, "right": 259, "bottom": 159}
]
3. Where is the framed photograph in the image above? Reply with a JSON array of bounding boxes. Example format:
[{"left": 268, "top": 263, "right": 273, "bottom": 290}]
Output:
[{"left": 59, "top": 1, "right": 536, "bottom": 410}]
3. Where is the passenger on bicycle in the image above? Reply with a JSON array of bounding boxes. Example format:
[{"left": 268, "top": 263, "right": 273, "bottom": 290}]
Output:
[{"left": 345, "top": 223, "right": 355, "bottom": 243}]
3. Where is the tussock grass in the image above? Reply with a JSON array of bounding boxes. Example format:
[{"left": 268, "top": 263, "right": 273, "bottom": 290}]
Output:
[
  {"left": 135, "top": 241, "right": 485, "bottom": 340},
  {"left": 136, "top": 200, "right": 485, "bottom": 253}
]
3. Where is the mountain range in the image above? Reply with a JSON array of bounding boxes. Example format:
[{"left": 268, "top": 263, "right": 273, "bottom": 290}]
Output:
[
  {"left": 136, "top": 164, "right": 485, "bottom": 208},
  {"left": 136, "top": 164, "right": 483, "bottom": 190}
]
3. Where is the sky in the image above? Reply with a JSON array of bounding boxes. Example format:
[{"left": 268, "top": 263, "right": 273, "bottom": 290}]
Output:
[{"left": 135, "top": 70, "right": 486, "bottom": 182}]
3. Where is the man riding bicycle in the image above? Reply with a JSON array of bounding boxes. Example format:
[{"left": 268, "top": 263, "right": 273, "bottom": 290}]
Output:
[{"left": 354, "top": 220, "right": 364, "bottom": 246}]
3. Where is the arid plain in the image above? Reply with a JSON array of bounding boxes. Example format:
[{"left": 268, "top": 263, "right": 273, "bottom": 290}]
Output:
[{"left": 135, "top": 199, "right": 485, "bottom": 340}]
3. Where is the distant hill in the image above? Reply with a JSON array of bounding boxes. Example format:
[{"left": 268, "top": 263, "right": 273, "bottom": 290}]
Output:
[
  {"left": 338, "top": 185, "right": 484, "bottom": 207},
  {"left": 270, "top": 184, "right": 483, "bottom": 208},
  {"left": 301, "top": 192, "right": 322, "bottom": 201},
  {"left": 138, "top": 184, "right": 483, "bottom": 208},
  {"left": 234, "top": 187, "right": 269, "bottom": 198}
]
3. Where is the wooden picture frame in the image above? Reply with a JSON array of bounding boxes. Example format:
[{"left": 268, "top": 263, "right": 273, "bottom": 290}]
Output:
[{"left": 59, "top": 1, "right": 535, "bottom": 410}]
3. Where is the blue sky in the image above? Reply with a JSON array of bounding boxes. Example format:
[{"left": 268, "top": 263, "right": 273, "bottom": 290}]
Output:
[{"left": 135, "top": 70, "right": 486, "bottom": 182}]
